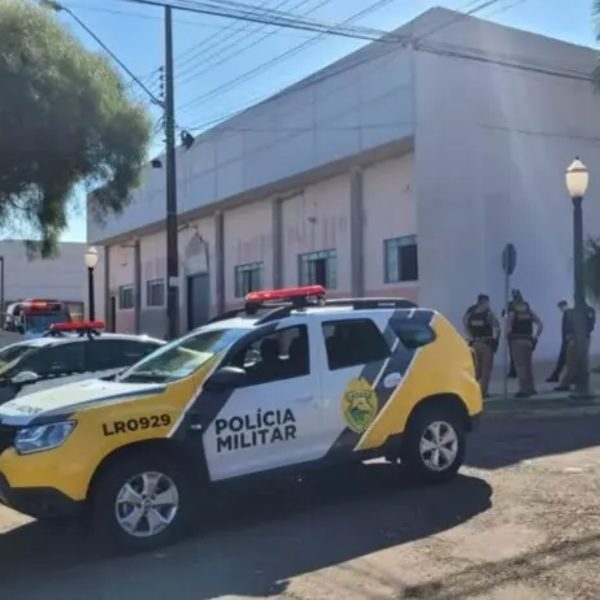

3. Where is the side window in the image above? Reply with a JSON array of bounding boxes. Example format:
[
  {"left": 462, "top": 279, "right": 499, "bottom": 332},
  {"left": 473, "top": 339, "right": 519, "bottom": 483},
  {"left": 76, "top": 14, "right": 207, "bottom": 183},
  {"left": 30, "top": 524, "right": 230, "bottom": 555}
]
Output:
[
  {"left": 322, "top": 319, "right": 390, "bottom": 370},
  {"left": 86, "top": 340, "right": 155, "bottom": 371},
  {"left": 24, "top": 343, "right": 85, "bottom": 377},
  {"left": 227, "top": 326, "right": 309, "bottom": 386},
  {"left": 391, "top": 320, "right": 436, "bottom": 349}
]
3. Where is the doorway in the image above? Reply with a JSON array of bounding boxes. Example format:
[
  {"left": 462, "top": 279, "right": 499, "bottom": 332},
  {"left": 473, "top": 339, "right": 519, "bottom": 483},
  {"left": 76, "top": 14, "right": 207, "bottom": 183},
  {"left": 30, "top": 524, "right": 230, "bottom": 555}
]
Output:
[
  {"left": 109, "top": 296, "right": 116, "bottom": 332},
  {"left": 187, "top": 273, "right": 210, "bottom": 331}
]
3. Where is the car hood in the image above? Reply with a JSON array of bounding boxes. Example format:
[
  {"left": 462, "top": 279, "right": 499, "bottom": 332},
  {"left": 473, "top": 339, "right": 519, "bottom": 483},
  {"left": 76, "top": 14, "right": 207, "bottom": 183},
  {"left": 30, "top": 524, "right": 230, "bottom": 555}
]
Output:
[{"left": 0, "top": 378, "right": 167, "bottom": 426}]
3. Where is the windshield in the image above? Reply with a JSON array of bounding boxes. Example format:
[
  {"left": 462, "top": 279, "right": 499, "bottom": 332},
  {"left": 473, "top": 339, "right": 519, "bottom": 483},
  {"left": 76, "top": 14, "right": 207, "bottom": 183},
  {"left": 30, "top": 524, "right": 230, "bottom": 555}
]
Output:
[
  {"left": 119, "top": 328, "right": 247, "bottom": 383},
  {"left": 0, "top": 343, "right": 37, "bottom": 372},
  {"left": 24, "top": 312, "right": 71, "bottom": 334}
]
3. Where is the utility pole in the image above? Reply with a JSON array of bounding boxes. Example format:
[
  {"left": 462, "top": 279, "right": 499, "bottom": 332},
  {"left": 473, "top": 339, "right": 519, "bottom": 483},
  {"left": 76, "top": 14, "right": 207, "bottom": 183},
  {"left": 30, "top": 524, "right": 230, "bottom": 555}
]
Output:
[{"left": 164, "top": 5, "right": 179, "bottom": 339}]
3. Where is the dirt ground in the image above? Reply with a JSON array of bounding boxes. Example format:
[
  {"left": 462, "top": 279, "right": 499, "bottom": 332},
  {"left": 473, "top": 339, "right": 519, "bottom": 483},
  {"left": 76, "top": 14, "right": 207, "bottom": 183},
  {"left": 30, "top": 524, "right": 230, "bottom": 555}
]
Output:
[{"left": 1, "top": 413, "right": 600, "bottom": 599}]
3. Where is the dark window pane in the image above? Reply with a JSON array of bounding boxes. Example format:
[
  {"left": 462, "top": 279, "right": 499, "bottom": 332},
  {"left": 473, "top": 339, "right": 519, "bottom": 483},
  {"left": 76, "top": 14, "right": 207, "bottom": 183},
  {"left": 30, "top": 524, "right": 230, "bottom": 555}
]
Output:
[
  {"left": 86, "top": 340, "right": 158, "bottom": 372},
  {"left": 227, "top": 326, "right": 309, "bottom": 385},
  {"left": 384, "top": 236, "right": 418, "bottom": 283},
  {"left": 119, "top": 285, "right": 134, "bottom": 310},
  {"left": 146, "top": 280, "right": 165, "bottom": 307},
  {"left": 391, "top": 320, "right": 435, "bottom": 349},
  {"left": 322, "top": 319, "right": 390, "bottom": 370},
  {"left": 234, "top": 262, "right": 263, "bottom": 297},
  {"left": 24, "top": 343, "right": 85, "bottom": 377},
  {"left": 299, "top": 250, "right": 336, "bottom": 289},
  {"left": 400, "top": 243, "right": 418, "bottom": 281}
]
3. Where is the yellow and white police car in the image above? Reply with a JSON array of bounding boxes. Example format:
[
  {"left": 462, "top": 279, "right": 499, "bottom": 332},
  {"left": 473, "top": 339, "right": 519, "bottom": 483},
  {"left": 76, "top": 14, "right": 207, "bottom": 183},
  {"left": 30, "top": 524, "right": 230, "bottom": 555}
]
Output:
[{"left": 0, "top": 286, "right": 482, "bottom": 550}]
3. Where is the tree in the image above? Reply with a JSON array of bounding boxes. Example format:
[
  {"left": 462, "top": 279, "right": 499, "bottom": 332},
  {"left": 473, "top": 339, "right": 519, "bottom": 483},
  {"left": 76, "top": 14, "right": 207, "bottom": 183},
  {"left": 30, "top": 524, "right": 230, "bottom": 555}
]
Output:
[{"left": 0, "top": 0, "right": 151, "bottom": 255}]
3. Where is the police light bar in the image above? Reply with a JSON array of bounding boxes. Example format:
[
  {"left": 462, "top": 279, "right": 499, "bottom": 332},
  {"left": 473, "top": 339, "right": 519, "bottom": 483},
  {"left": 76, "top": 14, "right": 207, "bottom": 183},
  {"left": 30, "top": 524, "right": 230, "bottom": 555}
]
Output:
[
  {"left": 50, "top": 320, "right": 105, "bottom": 332},
  {"left": 245, "top": 286, "right": 326, "bottom": 305}
]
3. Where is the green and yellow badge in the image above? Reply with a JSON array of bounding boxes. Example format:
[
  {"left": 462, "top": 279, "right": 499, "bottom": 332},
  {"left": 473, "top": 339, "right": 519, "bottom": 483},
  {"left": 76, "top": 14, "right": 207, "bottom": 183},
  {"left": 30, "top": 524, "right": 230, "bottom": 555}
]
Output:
[{"left": 342, "top": 377, "right": 379, "bottom": 433}]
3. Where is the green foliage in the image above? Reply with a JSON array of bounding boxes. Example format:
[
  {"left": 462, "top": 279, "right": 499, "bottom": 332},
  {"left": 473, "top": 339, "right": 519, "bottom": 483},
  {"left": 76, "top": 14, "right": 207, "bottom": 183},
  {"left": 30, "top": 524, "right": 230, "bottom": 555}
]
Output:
[
  {"left": 0, "top": 0, "right": 151, "bottom": 255},
  {"left": 584, "top": 237, "right": 600, "bottom": 306}
]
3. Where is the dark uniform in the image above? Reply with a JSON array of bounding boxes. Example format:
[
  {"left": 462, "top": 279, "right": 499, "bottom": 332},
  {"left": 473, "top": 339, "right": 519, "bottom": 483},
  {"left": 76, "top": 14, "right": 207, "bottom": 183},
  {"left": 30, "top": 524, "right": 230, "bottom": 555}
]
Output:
[
  {"left": 558, "top": 305, "right": 596, "bottom": 389},
  {"left": 465, "top": 305, "right": 497, "bottom": 397},
  {"left": 508, "top": 301, "right": 537, "bottom": 396}
]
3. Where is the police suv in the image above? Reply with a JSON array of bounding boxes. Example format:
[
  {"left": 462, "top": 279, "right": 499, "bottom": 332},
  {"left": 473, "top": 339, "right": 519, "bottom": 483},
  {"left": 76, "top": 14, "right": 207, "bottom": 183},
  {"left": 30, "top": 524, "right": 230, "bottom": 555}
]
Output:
[{"left": 0, "top": 287, "right": 482, "bottom": 551}]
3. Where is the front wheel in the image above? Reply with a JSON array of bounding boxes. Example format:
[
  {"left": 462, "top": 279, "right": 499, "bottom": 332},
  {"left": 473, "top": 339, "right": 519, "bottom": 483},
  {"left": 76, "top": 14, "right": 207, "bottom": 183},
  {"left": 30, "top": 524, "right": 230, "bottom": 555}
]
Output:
[
  {"left": 91, "top": 452, "right": 196, "bottom": 552},
  {"left": 401, "top": 406, "right": 465, "bottom": 483}
]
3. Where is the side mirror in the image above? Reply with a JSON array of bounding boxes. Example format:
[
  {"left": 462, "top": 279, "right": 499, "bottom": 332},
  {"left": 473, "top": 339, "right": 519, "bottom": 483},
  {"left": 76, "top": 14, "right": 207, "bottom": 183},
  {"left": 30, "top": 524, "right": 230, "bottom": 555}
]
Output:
[
  {"left": 11, "top": 371, "right": 40, "bottom": 385},
  {"left": 204, "top": 366, "right": 247, "bottom": 391}
]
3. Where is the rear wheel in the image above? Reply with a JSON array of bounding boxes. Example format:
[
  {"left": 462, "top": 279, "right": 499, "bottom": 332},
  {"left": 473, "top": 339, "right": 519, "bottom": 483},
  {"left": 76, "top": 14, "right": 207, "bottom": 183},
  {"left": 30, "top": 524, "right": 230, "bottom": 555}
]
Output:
[
  {"left": 91, "top": 452, "right": 196, "bottom": 552},
  {"left": 401, "top": 405, "right": 465, "bottom": 483}
]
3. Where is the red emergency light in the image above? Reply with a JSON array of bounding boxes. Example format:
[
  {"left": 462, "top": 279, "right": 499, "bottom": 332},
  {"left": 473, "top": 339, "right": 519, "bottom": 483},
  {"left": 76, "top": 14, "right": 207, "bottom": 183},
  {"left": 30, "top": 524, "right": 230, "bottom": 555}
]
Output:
[
  {"left": 245, "top": 286, "right": 326, "bottom": 305},
  {"left": 22, "top": 299, "right": 64, "bottom": 312},
  {"left": 50, "top": 320, "right": 105, "bottom": 332}
]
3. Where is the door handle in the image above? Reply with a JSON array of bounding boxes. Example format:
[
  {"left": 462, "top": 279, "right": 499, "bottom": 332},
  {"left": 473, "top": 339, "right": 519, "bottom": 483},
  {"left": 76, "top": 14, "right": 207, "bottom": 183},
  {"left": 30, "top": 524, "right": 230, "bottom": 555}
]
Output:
[{"left": 297, "top": 396, "right": 314, "bottom": 403}]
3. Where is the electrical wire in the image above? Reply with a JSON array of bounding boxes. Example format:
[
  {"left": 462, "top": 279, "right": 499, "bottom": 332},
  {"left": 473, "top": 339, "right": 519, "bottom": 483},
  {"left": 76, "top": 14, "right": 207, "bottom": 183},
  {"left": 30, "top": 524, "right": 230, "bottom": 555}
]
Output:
[
  {"left": 176, "top": 0, "right": 331, "bottom": 86},
  {"left": 41, "top": 1, "right": 164, "bottom": 106},
  {"left": 177, "top": 0, "right": 401, "bottom": 115},
  {"left": 116, "top": 0, "right": 399, "bottom": 41}
]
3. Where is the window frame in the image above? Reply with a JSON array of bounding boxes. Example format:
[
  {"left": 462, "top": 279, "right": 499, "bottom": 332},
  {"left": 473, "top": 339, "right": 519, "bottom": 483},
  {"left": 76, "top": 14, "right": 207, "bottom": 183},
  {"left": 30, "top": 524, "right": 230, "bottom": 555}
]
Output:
[
  {"left": 322, "top": 318, "right": 390, "bottom": 371},
  {"left": 225, "top": 324, "right": 310, "bottom": 386},
  {"left": 146, "top": 279, "right": 165, "bottom": 308},
  {"left": 384, "top": 235, "right": 418, "bottom": 284},
  {"left": 298, "top": 249, "right": 337, "bottom": 289},
  {"left": 234, "top": 262, "right": 264, "bottom": 298},
  {"left": 118, "top": 284, "right": 134, "bottom": 310}
]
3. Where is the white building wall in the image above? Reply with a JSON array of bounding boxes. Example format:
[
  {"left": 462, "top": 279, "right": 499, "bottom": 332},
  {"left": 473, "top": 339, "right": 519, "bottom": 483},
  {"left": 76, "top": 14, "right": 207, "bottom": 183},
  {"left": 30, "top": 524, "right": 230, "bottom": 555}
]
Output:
[
  {"left": 363, "top": 155, "right": 418, "bottom": 302},
  {"left": 224, "top": 201, "right": 273, "bottom": 309},
  {"left": 281, "top": 174, "right": 352, "bottom": 295},
  {"left": 414, "top": 9, "right": 600, "bottom": 359},
  {"left": 88, "top": 40, "right": 414, "bottom": 243}
]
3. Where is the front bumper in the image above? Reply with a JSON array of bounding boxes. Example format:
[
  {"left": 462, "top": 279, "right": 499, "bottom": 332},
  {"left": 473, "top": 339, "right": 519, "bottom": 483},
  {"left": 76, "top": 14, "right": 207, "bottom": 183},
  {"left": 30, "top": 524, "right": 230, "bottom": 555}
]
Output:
[{"left": 0, "top": 473, "right": 83, "bottom": 518}]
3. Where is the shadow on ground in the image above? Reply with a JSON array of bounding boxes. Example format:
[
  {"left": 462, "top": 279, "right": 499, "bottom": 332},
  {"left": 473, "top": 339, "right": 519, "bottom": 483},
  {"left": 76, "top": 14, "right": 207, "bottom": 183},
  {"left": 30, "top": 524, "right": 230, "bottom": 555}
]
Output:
[
  {"left": 403, "top": 532, "right": 600, "bottom": 599},
  {"left": 467, "top": 412, "right": 600, "bottom": 470},
  {"left": 0, "top": 464, "right": 491, "bottom": 598}
]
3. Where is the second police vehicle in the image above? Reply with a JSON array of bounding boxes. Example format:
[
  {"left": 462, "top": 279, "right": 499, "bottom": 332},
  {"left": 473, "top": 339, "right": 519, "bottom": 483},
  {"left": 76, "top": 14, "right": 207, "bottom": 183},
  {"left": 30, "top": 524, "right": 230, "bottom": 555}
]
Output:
[{"left": 0, "top": 287, "right": 482, "bottom": 550}]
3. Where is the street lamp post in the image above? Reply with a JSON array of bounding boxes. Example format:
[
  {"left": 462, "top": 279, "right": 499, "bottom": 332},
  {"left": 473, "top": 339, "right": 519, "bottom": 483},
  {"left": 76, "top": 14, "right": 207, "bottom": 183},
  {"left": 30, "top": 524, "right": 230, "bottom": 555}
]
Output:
[
  {"left": 565, "top": 158, "right": 591, "bottom": 398},
  {"left": 85, "top": 246, "right": 99, "bottom": 322}
]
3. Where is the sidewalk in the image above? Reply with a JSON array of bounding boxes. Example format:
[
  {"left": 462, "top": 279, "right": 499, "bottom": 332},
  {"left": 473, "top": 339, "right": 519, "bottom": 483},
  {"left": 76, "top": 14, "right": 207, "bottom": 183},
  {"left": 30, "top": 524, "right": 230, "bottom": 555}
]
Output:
[{"left": 484, "top": 358, "right": 600, "bottom": 416}]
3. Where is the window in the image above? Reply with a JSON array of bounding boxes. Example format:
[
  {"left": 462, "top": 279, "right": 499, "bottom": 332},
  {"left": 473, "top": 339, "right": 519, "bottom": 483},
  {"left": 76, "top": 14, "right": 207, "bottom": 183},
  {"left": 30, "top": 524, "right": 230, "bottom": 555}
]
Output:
[
  {"left": 322, "top": 319, "right": 390, "bottom": 370},
  {"left": 384, "top": 236, "right": 418, "bottom": 283},
  {"left": 391, "top": 319, "right": 436, "bottom": 349},
  {"left": 119, "top": 285, "right": 134, "bottom": 310},
  {"left": 227, "top": 326, "right": 309, "bottom": 385},
  {"left": 22, "top": 343, "right": 85, "bottom": 377},
  {"left": 299, "top": 250, "right": 337, "bottom": 289},
  {"left": 146, "top": 279, "right": 165, "bottom": 307},
  {"left": 85, "top": 339, "right": 162, "bottom": 372},
  {"left": 120, "top": 328, "right": 247, "bottom": 383},
  {"left": 234, "top": 262, "right": 263, "bottom": 298}
]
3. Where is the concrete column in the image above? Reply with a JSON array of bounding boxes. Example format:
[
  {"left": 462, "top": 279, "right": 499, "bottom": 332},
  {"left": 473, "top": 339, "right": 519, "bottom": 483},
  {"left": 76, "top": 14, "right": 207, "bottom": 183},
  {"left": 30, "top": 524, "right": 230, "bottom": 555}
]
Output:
[
  {"left": 215, "top": 211, "right": 225, "bottom": 314},
  {"left": 272, "top": 197, "right": 283, "bottom": 288},
  {"left": 103, "top": 245, "right": 111, "bottom": 331},
  {"left": 350, "top": 167, "right": 365, "bottom": 297},
  {"left": 134, "top": 239, "right": 141, "bottom": 334}
]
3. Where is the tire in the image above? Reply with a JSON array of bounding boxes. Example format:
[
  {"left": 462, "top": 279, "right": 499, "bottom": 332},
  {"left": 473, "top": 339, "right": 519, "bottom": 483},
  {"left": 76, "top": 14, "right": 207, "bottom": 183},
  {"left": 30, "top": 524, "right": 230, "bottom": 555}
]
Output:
[
  {"left": 91, "top": 452, "right": 196, "bottom": 552},
  {"left": 401, "top": 405, "right": 465, "bottom": 484}
]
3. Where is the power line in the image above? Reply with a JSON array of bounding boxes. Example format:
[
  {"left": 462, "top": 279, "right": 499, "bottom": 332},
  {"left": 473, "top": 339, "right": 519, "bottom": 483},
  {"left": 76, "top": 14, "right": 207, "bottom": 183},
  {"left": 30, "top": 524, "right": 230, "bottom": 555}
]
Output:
[
  {"left": 40, "top": 1, "right": 163, "bottom": 107},
  {"left": 178, "top": 0, "right": 401, "bottom": 115},
  {"left": 116, "top": 0, "right": 399, "bottom": 42},
  {"left": 177, "top": 0, "right": 331, "bottom": 87}
]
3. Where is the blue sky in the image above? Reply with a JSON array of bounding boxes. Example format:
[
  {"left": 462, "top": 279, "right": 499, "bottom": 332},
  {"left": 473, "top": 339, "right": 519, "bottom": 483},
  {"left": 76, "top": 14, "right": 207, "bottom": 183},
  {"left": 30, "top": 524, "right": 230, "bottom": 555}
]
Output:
[{"left": 53, "top": 0, "right": 598, "bottom": 241}]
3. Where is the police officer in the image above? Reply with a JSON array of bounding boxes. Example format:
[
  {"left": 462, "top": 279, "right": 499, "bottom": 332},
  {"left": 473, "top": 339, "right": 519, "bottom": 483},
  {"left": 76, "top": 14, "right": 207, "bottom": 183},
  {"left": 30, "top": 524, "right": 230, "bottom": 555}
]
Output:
[
  {"left": 507, "top": 290, "right": 543, "bottom": 398},
  {"left": 555, "top": 303, "right": 596, "bottom": 391},
  {"left": 463, "top": 294, "right": 500, "bottom": 397}
]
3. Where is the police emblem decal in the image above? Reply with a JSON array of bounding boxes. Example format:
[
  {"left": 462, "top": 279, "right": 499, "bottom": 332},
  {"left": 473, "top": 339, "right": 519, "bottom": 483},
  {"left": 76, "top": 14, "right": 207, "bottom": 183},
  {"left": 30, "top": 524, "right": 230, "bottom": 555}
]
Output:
[{"left": 342, "top": 377, "right": 379, "bottom": 433}]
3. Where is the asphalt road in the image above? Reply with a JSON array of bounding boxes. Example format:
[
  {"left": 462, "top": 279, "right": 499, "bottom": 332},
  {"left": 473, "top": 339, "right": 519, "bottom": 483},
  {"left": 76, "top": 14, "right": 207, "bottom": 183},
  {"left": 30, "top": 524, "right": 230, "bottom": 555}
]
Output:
[{"left": 1, "top": 413, "right": 600, "bottom": 599}]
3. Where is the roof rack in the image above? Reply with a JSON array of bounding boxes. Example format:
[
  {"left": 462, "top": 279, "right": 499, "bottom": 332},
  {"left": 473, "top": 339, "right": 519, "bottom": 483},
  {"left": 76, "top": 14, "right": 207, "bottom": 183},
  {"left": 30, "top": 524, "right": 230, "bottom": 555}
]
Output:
[
  {"left": 325, "top": 298, "right": 417, "bottom": 310},
  {"left": 207, "top": 290, "right": 417, "bottom": 327}
]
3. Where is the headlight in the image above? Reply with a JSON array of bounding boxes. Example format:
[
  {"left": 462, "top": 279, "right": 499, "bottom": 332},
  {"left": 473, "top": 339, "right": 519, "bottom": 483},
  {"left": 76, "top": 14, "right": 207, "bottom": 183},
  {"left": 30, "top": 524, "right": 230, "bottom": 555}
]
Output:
[{"left": 15, "top": 421, "right": 77, "bottom": 455}]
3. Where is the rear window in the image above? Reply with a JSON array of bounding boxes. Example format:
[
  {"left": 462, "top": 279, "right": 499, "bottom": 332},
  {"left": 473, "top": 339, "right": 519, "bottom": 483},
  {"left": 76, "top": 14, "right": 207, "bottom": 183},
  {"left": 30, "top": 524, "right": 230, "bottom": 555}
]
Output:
[
  {"left": 322, "top": 319, "right": 390, "bottom": 370},
  {"left": 391, "top": 320, "right": 436, "bottom": 349}
]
